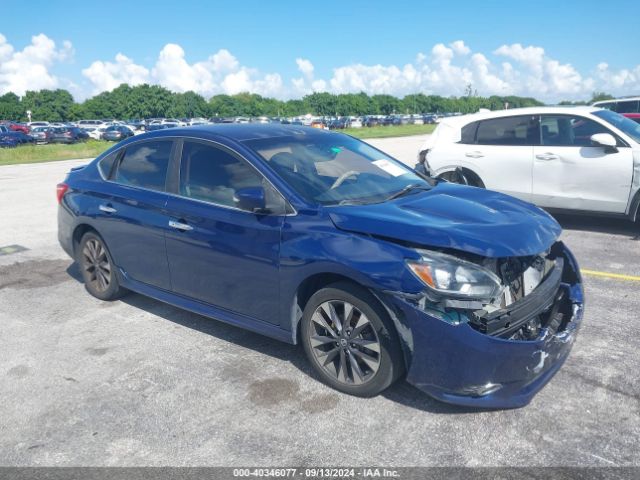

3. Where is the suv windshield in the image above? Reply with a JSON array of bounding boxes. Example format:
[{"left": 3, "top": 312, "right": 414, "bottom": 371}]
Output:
[
  {"left": 593, "top": 109, "right": 640, "bottom": 143},
  {"left": 243, "top": 133, "right": 430, "bottom": 205}
]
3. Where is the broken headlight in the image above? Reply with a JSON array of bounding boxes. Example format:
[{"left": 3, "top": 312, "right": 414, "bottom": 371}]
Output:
[{"left": 407, "top": 250, "right": 502, "bottom": 300}]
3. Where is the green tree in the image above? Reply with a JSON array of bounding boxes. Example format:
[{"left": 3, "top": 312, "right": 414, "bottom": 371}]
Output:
[
  {"left": 371, "top": 94, "right": 400, "bottom": 115},
  {"left": 168, "top": 91, "right": 209, "bottom": 118},
  {"left": 0, "top": 92, "right": 22, "bottom": 120},
  {"left": 590, "top": 91, "right": 615, "bottom": 104},
  {"left": 21, "top": 89, "right": 75, "bottom": 122}
]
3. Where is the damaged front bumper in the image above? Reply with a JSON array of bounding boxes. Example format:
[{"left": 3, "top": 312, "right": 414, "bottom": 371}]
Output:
[{"left": 383, "top": 241, "right": 584, "bottom": 409}]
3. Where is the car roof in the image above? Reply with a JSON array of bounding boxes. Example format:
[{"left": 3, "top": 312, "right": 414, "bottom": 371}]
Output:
[
  {"left": 593, "top": 96, "right": 640, "bottom": 104},
  {"left": 437, "top": 106, "right": 602, "bottom": 128},
  {"left": 134, "top": 123, "right": 334, "bottom": 143}
]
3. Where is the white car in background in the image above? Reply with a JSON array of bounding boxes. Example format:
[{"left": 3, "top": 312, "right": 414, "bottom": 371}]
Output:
[
  {"left": 349, "top": 117, "right": 363, "bottom": 128},
  {"left": 416, "top": 107, "right": 640, "bottom": 220}
]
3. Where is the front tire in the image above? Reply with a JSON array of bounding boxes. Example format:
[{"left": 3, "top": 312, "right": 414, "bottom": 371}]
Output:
[
  {"left": 301, "top": 282, "right": 404, "bottom": 397},
  {"left": 77, "top": 231, "right": 126, "bottom": 301}
]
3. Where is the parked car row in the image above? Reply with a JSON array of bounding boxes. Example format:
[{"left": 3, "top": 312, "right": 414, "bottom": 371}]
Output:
[{"left": 1, "top": 111, "right": 450, "bottom": 148}]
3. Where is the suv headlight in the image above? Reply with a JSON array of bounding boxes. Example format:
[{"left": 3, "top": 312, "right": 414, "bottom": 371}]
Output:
[{"left": 407, "top": 250, "right": 502, "bottom": 300}]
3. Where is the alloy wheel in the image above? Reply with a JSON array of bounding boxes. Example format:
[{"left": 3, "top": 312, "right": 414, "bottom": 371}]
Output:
[
  {"left": 82, "top": 238, "right": 112, "bottom": 293},
  {"left": 308, "top": 300, "right": 381, "bottom": 385}
]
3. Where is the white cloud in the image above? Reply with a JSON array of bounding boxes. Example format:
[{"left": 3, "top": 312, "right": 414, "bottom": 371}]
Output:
[
  {"left": 82, "top": 53, "right": 150, "bottom": 94},
  {"left": 296, "top": 58, "right": 314, "bottom": 79},
  {"left": 450, "top": 40, "right": 471, "bottom": 56},
  {"left": 2, "top": 33, "right": 639, "bottom": 103},
  {"left": 80, "top": 43, "right": 285, "bottom": 99},
  {"left": 151, "top": 43, "right": 214, "bottom": 94},
  {"left": 0, "top": 33, "right": 74, "bottom": 96}
]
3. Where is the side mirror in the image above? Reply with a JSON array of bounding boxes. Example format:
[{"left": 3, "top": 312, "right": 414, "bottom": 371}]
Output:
[
  {"left": 591, "top": 133, "right": 617, "bottom": 152},
  {"left": 234, "top": 187, "right": 268, "bottom": 213}
]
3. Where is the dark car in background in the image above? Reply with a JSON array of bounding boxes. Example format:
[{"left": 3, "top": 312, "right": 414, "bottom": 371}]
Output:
[
  {"left": 30, "top": 126, "right": 53, "bottom": 144},
  {"left": 50, "top": 127, "right": 89, "bottom": 144},
  {"left": 0, "top": 130, "right": 35, "bottom": 144},
  {"left": 328, "top": 117, "right": 349, "bottom": 129},
  {"left": 103, "top": 125, "right": 134, "bottom": 142},
  {"left": 0, "top": 135, "right": 19, "bottom": 148},
  {"left": 57, "top": 124, "right": 584, "bottom": 408}
]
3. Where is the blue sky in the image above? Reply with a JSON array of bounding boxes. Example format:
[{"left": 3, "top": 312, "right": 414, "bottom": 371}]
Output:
[{"left": 1, "top": 0, "right": 638, "bottom": 101}]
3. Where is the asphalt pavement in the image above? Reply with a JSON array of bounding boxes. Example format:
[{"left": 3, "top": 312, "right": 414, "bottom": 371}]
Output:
[{"left": 0, "top": 135, "right": 638, "bottom": 466}]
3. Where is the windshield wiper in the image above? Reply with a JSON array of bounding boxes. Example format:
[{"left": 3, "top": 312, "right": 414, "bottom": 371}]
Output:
[
  {"left": 338, "top": 198, "right": 373, "bottom": 206},
  {"left": 385, "top": 183, "right": 431, "bottom": 201}
]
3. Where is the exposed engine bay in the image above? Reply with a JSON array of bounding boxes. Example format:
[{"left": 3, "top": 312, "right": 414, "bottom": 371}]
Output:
[{"left": 413, "top": 242, "right": 577, "bottom": 342}]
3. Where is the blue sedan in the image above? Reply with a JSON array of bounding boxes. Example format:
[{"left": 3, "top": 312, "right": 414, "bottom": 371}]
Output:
[{"left": 57, "top": 124, "right": 584, "bottom": 408}]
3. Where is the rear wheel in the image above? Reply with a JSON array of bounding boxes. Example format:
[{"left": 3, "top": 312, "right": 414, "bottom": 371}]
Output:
[
  {"left": 77, "top": 232, "right": 126, "bottom": 301},
  {"left": 301, "top": 282, "right": 404, "bottom": 397}
]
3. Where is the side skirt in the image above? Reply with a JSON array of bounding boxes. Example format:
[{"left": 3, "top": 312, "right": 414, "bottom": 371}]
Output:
[{"left": 118, "top": 271, "right": 294, "bottom": 344}]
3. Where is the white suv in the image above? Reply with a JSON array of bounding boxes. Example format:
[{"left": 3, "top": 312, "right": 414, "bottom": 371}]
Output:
[{"left": 417, "top": 107, "right": 640, "bottom": 220}]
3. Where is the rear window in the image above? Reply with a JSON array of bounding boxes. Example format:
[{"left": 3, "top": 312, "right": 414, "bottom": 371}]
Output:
[
  {"left": 460, "top": 121, "right": 479, "bottom": 144},
  {"left": 113, "top": 140, "right": 172, "bottom": 191},
  {"left": 98, "top": 151, "right": 119, "bottom": 178},
  {"left": 476, "top": 116, "right": 537, "bottom": 146}
]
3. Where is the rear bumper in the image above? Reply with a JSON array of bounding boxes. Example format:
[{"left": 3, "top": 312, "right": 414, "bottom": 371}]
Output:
[
  {"left": 57, "top": 203, "right": 76, "bottom": 259},
  {"left": 385, "top": 242, "right": 584, "bottom": 409}
]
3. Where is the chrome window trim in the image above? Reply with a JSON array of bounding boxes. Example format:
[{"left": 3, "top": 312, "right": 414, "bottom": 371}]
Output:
[{"left": 99, "top": 135, "right": 298, "bottom": 216}]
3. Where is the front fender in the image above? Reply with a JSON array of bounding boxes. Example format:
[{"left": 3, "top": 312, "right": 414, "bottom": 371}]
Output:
[{"left": 279, "top": 211, "right": 425, "bottom": 337}]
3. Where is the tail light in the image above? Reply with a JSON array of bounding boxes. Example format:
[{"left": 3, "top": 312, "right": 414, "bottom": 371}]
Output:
[{"left": 56, "top": 183, "right": 68, "bottom": 204}]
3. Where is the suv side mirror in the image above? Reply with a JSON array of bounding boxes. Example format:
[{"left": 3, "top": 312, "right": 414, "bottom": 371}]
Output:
[
  {"left": 235, "top": 187, "right": 268, "bottom": 213},
  {"left": 591, "top": 133, "right": 618, "bottom": 152}
]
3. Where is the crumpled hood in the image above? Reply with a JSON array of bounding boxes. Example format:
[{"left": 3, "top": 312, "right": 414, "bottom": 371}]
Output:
[{"left": 328, "top": 183, "right": 561, "bottom": 258}]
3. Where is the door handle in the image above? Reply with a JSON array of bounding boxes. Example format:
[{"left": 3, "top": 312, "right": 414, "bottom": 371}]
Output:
[
  {"left": 99, "top": 204, "right": 117, "bottom": 213},
  {"left": 465, "top": 151, "right": 484, "bottom": 158},
  {"left": 536, "top": 153, "right": 559, "bottom": 161},
  {"left": 168, "top": 220, "right": 193, "bottom": 232}
]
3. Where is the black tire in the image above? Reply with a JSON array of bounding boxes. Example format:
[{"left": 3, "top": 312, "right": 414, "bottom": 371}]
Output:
[
  {"left": 77, "top": 231, "right": 126, "bottom": 301},
  {"left": 301, "top": 281, "right": 404, "bottom": 397},
  {"left": 438, "top": 168, "right": 484, "bottom": 188}
]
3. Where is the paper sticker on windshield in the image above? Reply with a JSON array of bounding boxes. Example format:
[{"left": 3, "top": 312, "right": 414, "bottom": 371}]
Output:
[{"left": 373, "top": 159, "right": 406, "bottom": 177}]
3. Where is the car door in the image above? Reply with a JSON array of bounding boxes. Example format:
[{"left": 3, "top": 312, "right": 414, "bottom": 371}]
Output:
[
  {"left": 431, "top": 116, "right": 536, "bottom": 201},
  {"left": 471, "top": 115, "right": 538, "bottom": 201},
  {"left": 95, "top": 139, "right": 174, "bottom": 290},
  {"left": 532, "top": 114, "right": 633, "bottom": 213},
  {"left": 164, "top": 140, "right": 286, "bottom": 325}
]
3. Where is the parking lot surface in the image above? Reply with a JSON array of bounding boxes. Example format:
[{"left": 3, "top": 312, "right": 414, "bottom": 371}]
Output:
[{"left": 0, "top": 135, "right": 639, "bottom": 466}]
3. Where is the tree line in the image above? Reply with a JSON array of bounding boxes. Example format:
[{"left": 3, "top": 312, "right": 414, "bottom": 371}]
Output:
[{"left": 0, "top": 83, "right": 608, "bottom": 122}]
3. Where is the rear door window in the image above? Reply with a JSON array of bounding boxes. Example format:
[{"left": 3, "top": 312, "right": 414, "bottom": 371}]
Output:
[
  {"left": 614, "top": 100, "right": 639, "bottom": 114},
  {"left": 476, "top": 116, "right": 538, "bottom": 145},
  {"left": 114, "top": 140, "right": 172, "bottom": 191}
]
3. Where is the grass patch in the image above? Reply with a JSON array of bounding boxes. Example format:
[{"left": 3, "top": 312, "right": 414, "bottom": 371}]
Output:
[
  {"left": 0, "top": 140, "right": 111, "bottom": 166},
  {"left": 0, "top": 124, "right": 437, "bottom": 166},
  {"left": 344, "top": 123, "right": 436, "bottom": 139}
]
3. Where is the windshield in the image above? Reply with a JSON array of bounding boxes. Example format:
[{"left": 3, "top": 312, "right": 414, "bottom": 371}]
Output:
[
  {"left": 243, "top": 132, "right": 430, "bottom": 205},
  {"left": 593, "top": 109, "right": 640, "bottom": 143}
]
